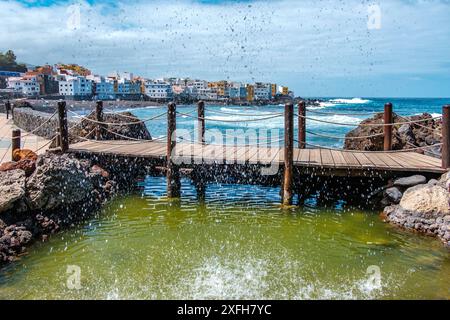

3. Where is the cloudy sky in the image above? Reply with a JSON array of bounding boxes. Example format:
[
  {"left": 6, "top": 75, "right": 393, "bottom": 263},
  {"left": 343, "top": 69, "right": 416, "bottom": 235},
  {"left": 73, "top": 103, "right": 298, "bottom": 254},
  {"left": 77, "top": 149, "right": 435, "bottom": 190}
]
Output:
[{"left": 1, "top": 0, "right": 450, "bottom": 97}]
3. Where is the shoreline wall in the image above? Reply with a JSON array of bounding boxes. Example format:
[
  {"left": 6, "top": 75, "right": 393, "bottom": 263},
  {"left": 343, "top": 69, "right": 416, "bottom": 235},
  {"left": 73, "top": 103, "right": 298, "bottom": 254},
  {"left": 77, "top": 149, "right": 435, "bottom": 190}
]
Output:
[{"left": 12, "top": 107, "right": 76, "bottom": 140}]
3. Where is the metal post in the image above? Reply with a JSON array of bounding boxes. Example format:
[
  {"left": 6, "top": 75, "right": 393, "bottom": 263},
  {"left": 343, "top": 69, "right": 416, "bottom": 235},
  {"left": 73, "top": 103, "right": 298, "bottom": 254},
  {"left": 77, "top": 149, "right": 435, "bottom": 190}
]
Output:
[
  {"left": 167, "top": 102, "right": 180, "bottom": 197},
  {"left": 95, "top": 101, "right": 104, "bottom": 140},
  {"left": 298, "top": 101, "right": 306, "bottom": 149},
  {"left": 282, "top": 103, "right": 294, "bottom": 206},
  {"left": 442, "top": 105, "right": 450, "bottom": 169},
  {"left": 11, "top": 129, "right": 21, "bottom": 161},
  {"left": 57, "top": 101, "right": 69, "bottom": 152},
  {"left": 198, "top": 100, "right": 205, "bottom": 144},
  {"left": 383, "top": 102, "right": 393, "bottom": 151}
]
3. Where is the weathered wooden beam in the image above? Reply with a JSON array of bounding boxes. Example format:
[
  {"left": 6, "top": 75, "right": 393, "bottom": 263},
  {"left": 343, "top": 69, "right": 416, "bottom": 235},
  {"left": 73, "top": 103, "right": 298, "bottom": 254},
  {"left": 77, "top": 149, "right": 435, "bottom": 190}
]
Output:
[
  {"left": 57, "top": 101, "right": 69, "bottom": 152},
  {"left": 5, "top": 100, "right": 11, "bottom": 120},
  {"left": 167, "top": 102, "right": 181, "bottom": 197},
  {"left": 95, "top": 101, "right": 104, "bottom": 140},
  {"left": 198, "top": 100, "right": 205, "bottom": 145},
  {"left": 282, "top": 103, "right": 294, "bottom": 206},
  {"left": 11, "top": 129, "right": 21, "bottom": 161},
  {"left": 383, "top": 102, "right": 393, "bottom": 151},
  {"left": 442, "top": 105, "right": 450, "bottom": 169},
  {"left": 298, "top": 101, "right": 306, "bottom": 149}
]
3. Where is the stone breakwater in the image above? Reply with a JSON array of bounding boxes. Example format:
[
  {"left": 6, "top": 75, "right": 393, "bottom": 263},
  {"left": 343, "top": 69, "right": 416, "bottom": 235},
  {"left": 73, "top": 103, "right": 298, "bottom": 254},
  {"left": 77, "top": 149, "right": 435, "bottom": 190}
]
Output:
[
  {"left": 11, "top": 104, "right": 151, "bottom": 144},
  {"left": 0, "top": 153, "right": 117, "bottom": 264},
  {"left": 344, "top": 112, "right": 441, "bottom": 157},
  {"left": 381, "top": 173, "right": 450, "bottom": 247}
]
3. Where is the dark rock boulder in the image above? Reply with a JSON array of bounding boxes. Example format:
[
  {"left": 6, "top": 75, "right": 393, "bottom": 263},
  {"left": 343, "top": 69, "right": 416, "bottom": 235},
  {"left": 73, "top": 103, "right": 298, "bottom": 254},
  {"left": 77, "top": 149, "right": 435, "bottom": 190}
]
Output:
[
  {"left": 0, "top": 159, "right": 36, "bottom": 177},
  {"left": 394, "top": 175, "right": 426, "bottom": 188},
  {"left": 0, "top": 170, "right": 27, "bottom": 214},
  {"left": 344, "top": 113, "right": 442, "bottom": 157},
  {"left": 385, "top": 187, "right": 402, "bottom": 204},
  {"left": 0, "top": 221, "right": 32, "bottom": 263},
  {"left": 26, "top": 153, "right": 95, "bottom": 211},
  {"left": 70, "top": 111, "right": 152, "bottom": 143}
]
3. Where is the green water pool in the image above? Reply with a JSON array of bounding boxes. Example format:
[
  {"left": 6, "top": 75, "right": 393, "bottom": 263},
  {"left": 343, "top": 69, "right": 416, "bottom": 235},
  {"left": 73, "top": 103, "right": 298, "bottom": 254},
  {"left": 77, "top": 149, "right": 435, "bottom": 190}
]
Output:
[{"left": 0, "top": 179, "right": 449, "bottom": 299}]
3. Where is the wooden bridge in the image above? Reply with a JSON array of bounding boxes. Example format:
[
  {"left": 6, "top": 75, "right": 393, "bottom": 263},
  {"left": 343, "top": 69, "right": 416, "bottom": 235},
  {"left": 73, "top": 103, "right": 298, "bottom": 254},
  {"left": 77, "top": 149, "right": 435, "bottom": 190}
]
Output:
[
  {"left": 3, "top": 100, "right": 449, "bottom": 206},
  {"left": 69, "top": 140, "right": 444, "bottom": 175}
]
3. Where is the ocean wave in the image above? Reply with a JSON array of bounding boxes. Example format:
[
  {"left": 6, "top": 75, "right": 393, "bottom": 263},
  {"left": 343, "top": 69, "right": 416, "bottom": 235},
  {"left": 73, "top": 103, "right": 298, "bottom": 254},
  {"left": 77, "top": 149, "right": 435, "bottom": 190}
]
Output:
[
  {"left": 329, "top": 98, "right": 371, "bottom": 104},
  {"left": 309, "top": 114, "right": 362, "bottom": 127},
  {"left": 219, "top": 107, "right": 272, "bottom": 116}
]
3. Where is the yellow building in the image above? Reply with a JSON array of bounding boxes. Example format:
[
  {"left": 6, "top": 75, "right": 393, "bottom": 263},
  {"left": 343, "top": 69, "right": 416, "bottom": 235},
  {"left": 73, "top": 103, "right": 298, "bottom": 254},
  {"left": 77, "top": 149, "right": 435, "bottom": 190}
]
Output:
[
  {"left": 271, "top": 84, "right": 277, "bottom": 98},
  {"left": 281, "top": 86, "right": 289, "bottom": 95},
  {"left": 246, "top": 84, "right": 254, "bottom": 102},
  {"left": 208, "top": 81, "right": 228, "bottom": 97}
]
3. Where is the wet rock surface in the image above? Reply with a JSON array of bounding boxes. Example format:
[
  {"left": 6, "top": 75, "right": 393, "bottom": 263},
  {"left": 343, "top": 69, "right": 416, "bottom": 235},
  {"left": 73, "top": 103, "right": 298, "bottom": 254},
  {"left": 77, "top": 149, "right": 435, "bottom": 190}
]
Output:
[
  {"left": 394, "top": 175, "right": 426, "bottom": 188},
  {"left": 382, "top": 171, "right": 450, "bottom": 247},
  {"left": 69, "top": 111, "right": 152, "bottom": 143},
  {"left": 344, "top": 113, "right": 441, "bottom": 157},
  {"left": 0, "top": 170, "right": 27, "bottom": 214},
  {"left": 0, "top": 153, "right": 117, "bottom": 264}
]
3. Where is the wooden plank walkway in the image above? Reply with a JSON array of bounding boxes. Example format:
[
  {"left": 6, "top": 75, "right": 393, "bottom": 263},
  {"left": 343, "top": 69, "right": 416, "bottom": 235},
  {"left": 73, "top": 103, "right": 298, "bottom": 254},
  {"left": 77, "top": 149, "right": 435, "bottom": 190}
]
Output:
[
  {"left": 0, "top": 114, "right": 50, "bottom": 164},
  {"left": 69, "top": 140, "right": 446, "bottom": 175}
]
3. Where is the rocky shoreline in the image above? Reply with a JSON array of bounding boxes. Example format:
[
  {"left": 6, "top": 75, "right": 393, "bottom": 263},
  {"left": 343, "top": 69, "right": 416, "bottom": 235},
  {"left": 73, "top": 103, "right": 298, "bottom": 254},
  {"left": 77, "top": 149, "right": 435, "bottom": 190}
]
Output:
[
  {"left": 0, "top": 153, "right": 117, "bottom": 264},
  {"left": 381, "top": 173, "right": 450, "bottom": 247}
]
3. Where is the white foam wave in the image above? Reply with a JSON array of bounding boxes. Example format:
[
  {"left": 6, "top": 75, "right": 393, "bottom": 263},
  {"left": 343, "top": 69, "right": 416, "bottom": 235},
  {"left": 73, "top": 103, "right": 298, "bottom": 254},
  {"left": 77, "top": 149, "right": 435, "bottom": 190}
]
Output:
[
  {"left": 329, "top": 98, "right": 371, "bottom": 104},
  {"left": 308, "top": 114, "right": 362, "bottom": 128},
  {"left": 219, "top": 107, "right": 273, "bottom": 116}
]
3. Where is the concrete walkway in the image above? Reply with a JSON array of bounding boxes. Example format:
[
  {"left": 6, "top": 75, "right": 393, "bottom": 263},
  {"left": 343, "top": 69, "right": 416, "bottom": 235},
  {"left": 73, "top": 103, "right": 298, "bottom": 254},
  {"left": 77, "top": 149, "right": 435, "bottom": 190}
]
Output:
[{"left": 0, "top": 113, "right": 50, "bottom": 164}]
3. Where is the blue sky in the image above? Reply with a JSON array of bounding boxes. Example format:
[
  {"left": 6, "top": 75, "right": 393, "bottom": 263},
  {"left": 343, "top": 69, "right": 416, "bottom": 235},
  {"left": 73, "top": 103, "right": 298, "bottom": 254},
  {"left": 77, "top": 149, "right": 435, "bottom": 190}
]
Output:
[{"left": 1, "top": 0, "right": 450, "bottom": 97}]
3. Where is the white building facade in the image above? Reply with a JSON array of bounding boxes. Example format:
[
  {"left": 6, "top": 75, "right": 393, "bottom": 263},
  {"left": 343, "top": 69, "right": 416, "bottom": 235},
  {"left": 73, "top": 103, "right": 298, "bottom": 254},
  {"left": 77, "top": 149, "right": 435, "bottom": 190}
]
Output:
[
  {"left": 59, "top": 76, "right": 93, "bottom": 96},
  {"left": 145, "top": 80, "right": 173, "bottom": 99},
  {"left": 7, "top": 76, "right": 40, "bottom": 96}
]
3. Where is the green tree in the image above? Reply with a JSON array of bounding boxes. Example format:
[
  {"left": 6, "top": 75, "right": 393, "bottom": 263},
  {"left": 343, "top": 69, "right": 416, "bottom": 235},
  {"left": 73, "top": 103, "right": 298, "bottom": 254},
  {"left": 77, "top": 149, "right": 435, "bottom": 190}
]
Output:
[
  {"left": 4, "top": 50, "right": 16, "bottom": 64},
  {"left": 0, "top": 50, "right": 27, "bottom": 72}
]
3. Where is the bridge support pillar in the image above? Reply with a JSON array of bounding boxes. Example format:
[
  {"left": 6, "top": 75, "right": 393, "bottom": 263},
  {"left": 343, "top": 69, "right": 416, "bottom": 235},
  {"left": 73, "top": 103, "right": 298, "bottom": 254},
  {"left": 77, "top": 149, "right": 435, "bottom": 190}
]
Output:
[
  {"left": 57, "top": 101, "right": 69, "bottom": 153},
  {"left": 298, "top": 101, "right": 306, "bottom": 149},
  {"left": 442, "top": 105, "right": 450, "bottom": 169},
  {"left": 198, "top": 101, "right": 205, "bottom": 144},
  {"left": 192, "top": 167, "right": 206, "bottom": 201},
  {"left": 383, "top": 102, "right": 393, "bottom": 151},
  {"left": 167, "top": 102, "right": 181, "bottom": 198},
  {"left": 11, "top": 129, "right": 21, "bottom": 161},
  {"left": 282, "top": 103, "right": 294, "bottom": 206},
  {"left": 95, "top": 101, "right": 104, "bottom": 140}
]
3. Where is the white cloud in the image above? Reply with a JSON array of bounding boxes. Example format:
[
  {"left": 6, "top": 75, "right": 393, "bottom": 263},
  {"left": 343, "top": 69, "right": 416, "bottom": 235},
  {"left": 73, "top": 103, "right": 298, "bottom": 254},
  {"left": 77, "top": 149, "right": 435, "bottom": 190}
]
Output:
[{"left": 0, "top": 0, "right": 449, "bottom": 96}]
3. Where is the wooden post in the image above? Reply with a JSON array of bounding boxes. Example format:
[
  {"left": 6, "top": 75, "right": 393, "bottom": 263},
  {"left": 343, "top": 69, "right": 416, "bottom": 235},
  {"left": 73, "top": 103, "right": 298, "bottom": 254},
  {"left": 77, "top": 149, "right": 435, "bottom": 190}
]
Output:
[
  {"left": 282, "top": 103, "right": 294, "bottom": 206},
  {"left": 11, "top": 129, "right": 21, "bottom": 161},
  {"left": 298, "top": 101, "right": 306, "bottom": 149},
  {"left": 5, "top": 101, "right": 10, "bottom": 120},
  {"left": 167, "top": 102, "right": 180, "bottom": 197},
  {"left": 197, "top": 100, "right": 205, "bottom": 144},
  {"left": 442, "top": 105, "right": 450, "bottom": 169},
  {"left": 57, "top": 101, "right": 69, "bottom": 152},
  {"left": 95, "top": 101, "right": 104, "bottom": 140},
  {"left": 383, "top": 102, "right": 393, "bottom": 151},
  {"left": 56, "top": 128, "right": 61, "bottom": 148}
]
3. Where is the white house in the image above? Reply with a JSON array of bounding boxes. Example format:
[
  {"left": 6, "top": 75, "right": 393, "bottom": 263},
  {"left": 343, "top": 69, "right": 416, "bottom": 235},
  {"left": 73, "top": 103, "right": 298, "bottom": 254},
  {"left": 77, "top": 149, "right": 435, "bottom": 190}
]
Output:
[
  {"left": 253, "top": 82, "right": 272, "bottom": 100},
  {"left": 59, "top": 76, "right": 93, "bottom": 96},
  {"left": 145, "top": 80, "right": 173, "bottom": 99},
  {"left": 7, "top": 75, "right": 40, "bottom": 96}
]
